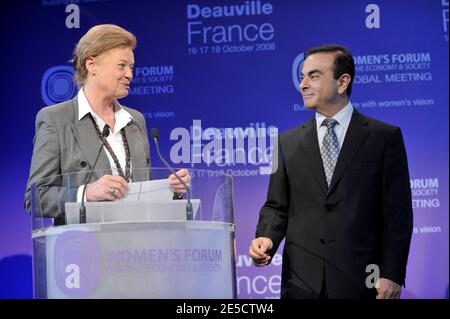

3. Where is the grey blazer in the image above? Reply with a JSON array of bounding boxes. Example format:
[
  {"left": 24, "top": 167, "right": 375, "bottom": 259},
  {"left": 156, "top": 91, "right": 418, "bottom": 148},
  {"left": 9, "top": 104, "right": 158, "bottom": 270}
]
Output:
[{"left": 24, "top": 97, "right": 152, "bottom": 224}]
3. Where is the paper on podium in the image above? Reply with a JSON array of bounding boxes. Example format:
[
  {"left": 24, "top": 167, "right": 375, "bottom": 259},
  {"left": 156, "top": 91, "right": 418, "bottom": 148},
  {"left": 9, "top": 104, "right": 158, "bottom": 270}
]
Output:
[
  {"left": 64, "top": 179, "right": 203, "bottom": 224},
  {"left": 120, "top": 178, "right": 173, "bottom": 201}
]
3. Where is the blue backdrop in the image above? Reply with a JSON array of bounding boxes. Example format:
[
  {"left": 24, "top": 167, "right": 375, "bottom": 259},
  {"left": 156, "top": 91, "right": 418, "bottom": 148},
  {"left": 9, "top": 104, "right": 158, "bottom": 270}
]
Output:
[{"left": 0, "top": 0, "right": 448, "bottom": 298}]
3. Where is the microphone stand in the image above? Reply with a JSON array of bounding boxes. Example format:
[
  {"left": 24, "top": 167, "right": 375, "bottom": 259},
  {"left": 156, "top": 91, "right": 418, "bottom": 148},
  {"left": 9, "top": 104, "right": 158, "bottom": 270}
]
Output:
[
  {"left": 79, "top": 124, "right": 110, "bottom": 224},
  {"left": 151, "top": 128, "right": 193, "bottom": 220}
]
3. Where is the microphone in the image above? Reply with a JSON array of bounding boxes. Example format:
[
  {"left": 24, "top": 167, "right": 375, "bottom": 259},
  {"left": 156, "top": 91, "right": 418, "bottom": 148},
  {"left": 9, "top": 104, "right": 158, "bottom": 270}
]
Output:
[
  {"left": 151, "top": 128, "right": 193, "bottom": 221},
  {"left": 79, "top": 124, "right": 110, "bottom": 224}
]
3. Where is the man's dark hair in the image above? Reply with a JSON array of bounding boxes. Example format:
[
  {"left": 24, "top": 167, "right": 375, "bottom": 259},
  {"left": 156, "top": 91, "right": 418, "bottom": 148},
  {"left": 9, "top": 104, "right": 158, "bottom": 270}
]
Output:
[{"left": 305, "top": 44, "right": 355, "bottom": 97}]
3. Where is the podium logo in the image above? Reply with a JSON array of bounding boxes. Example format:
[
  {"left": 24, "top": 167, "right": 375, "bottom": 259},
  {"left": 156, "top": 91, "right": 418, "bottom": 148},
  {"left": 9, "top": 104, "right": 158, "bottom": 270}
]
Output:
[
  {"left": 41, "top": 66, "right": 77, "bottom": 106},
  {"left": 292, "top": 52, "right": 305, "bottom": 92},
  {"left": 54, "top": 230, "right": 100, "bottom": 296}
]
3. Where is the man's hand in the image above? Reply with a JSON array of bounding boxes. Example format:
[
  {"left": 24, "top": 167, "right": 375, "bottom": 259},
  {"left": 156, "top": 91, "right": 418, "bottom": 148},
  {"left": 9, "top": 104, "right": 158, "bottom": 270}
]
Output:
[
  {"left": 375, "top": 278, "right": 402, "bottom": 299},
  {"left": 249, "top": 237, "right": 273, "bottom": 267},
  {"left": 168, "top": 169, "right": 190, "bottom": 193}
]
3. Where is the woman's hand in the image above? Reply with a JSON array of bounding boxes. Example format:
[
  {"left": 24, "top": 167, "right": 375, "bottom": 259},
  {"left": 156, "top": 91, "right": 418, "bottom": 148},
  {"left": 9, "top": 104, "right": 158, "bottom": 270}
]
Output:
[
  {"left": 168, "top": 169, "right": 190, "bottom": 194},
  {"left": 86, "top": 175, "right": 129, "bottom": 201}
]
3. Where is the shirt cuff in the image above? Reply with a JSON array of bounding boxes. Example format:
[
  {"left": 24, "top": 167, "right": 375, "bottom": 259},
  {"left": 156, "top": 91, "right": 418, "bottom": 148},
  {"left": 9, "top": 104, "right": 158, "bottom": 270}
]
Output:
[{"left": 77, "top": 185, "right": 87, "bottom": 203}]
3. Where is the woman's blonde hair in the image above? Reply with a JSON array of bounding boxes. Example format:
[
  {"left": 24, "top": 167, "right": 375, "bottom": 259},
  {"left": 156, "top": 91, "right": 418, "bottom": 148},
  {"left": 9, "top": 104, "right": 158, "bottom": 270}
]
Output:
[{"left": 71, "top": 24, "right": 137, "bottom": 86}]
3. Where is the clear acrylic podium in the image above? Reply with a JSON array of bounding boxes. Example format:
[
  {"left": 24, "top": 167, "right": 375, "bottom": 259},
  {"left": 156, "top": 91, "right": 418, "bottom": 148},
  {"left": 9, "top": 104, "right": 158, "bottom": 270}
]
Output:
[{"left": 30, "top": 168, "right": 236, "bottom": 299}]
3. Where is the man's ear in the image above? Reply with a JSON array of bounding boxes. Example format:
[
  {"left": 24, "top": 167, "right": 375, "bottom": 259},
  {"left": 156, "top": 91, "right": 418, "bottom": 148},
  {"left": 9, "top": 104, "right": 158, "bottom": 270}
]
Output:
[{"left": 337, "top": 74, "right": 351, "bottom": 95}]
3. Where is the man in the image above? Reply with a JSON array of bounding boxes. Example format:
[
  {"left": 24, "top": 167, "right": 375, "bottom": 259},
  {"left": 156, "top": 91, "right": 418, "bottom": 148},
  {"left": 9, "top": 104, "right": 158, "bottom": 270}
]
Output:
[{"left": 249, "top": 44, "right": 413, "bottom": 299}]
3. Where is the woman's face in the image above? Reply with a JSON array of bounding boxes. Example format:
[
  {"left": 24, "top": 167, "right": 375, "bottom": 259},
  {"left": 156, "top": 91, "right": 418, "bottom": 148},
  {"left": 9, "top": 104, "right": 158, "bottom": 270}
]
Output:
[{"left": 88, "top": 46, "right": 134, "bottom": 99}]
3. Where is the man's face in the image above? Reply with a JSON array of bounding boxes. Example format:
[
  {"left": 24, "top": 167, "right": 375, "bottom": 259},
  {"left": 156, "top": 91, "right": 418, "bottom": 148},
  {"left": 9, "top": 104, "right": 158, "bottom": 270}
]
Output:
[
  {"left": 299, "top": 53, "right": 340, "bottom": 111},
  {"left": 90, "top": 46, "right": 134, "bottom": 99}
]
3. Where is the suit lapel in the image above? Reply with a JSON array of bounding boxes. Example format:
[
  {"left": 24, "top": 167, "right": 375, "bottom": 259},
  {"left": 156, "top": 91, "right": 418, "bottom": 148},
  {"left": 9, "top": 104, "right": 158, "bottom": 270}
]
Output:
[
  {"left": 327, "top": 110, "right": 369, "bottom": 195},
  {"left": 124, "top": 121, "right": 146, "bottom": 170},
  {"left": 69, "top": 98, "right": 111, "bottom": 173},
  {"left": 299, "top": 118, "right": 328, "bottom": 196},
  {"left": 120, "top": 103, "right": 150, "bottom": 181}
]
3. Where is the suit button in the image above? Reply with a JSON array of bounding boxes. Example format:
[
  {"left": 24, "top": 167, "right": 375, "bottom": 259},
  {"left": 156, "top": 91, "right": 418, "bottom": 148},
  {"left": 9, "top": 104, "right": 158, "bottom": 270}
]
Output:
[
  {"left": 319, "top": 238, "right": 325, "bottom": 245},
  {"left": 80, "top": 161, "right": 87, "bottom": 167}
]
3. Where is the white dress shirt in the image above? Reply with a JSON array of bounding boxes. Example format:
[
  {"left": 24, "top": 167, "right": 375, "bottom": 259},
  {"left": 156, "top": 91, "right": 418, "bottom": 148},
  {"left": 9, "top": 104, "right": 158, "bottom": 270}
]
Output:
[
  {"left": 315, "top": 102, "right": 354, "bottom": 150},
  {"left": 77, "top": 87, "right": 134, "bottom": 201}
]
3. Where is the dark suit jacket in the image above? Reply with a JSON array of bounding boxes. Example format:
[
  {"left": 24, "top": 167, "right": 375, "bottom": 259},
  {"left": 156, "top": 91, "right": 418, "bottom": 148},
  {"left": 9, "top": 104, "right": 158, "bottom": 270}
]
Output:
[
  {"left": 24, "top": 97, "right": 152, "bottom": 225},
  {"left": 256, "top": 110, "right": 413, "bottom": 299}
]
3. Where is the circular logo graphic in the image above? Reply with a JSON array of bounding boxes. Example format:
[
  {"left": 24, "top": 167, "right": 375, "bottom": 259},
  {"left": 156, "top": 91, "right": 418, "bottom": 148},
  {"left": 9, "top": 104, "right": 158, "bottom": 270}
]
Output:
[
  {"left": 41, "top": 66, "right": 76, "bottom": 105},
  {"left": 53, "top": 230, "right": 100, "bottom": 296},
  {"left": 292, "top": 52, "right": 305, "bottom": 92}
]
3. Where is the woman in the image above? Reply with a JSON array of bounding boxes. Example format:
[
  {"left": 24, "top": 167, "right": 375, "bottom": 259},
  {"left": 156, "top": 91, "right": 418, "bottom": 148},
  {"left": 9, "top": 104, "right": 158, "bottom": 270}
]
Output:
[{"left": 25, "top": 24, "right": 189, "bottom": 225}]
